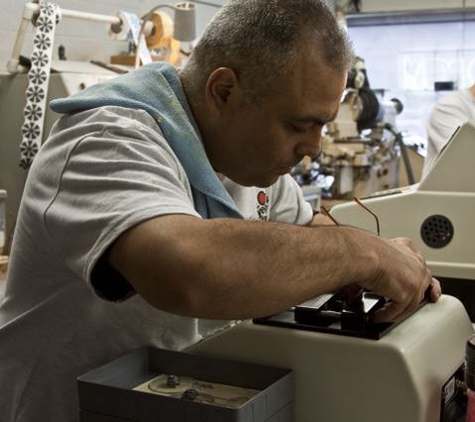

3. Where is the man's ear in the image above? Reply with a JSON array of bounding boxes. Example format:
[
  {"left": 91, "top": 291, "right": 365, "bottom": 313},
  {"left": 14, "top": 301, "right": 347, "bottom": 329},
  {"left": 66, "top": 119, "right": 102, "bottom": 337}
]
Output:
[{"left": 205, "top": 67, "right": 239, "bottom": 117}]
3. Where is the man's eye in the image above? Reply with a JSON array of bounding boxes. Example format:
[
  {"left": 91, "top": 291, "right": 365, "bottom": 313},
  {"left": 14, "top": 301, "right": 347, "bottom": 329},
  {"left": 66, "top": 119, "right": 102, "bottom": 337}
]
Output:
[{"left": 289, "top": 124, "right": 308, "bottom": 133}]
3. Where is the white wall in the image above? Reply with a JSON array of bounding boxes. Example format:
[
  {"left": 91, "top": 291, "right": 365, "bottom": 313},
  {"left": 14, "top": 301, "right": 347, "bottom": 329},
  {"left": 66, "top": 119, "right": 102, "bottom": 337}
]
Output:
[
  {"left": 348, "top": 18, "right": 475, "bottom": 142},
  {"left": 356, "top": 0, "right": 464, "bottom": 12},
  {"left": 0, "top": 0, "right": 225, "bottom": 72}
]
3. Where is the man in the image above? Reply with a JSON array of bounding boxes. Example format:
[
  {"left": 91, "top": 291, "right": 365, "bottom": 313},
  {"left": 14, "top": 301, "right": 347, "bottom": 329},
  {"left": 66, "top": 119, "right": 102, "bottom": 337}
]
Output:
[
  {"left": 0, "top": 0, "right": 440, "bottom": 421},
  {"left": 423, "top": 82, "right": 475, "bottom": 176}
]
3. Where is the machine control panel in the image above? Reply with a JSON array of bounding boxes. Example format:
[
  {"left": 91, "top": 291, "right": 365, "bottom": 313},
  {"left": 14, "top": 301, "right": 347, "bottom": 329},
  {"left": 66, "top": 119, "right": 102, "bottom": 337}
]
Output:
[{"left": 254, "top": 290, "right": 423, "bottom": 340}]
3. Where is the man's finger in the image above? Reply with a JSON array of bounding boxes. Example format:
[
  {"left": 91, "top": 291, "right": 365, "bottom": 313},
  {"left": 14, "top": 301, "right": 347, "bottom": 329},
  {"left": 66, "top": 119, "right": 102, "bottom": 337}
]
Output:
[
  {"left": 372, "top": 292, "right": 421, "bottom": 323},
  {"left": 429, "top": 277, "right": 442, "bottom": 302}
]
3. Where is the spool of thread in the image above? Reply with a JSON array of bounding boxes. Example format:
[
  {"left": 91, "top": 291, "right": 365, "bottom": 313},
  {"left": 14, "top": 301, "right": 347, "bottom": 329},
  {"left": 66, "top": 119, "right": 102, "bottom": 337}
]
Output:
[
  {"left": 109, "top": 11, "right": 152, "bottom": 66},
  {"left": 174, "top": 2, "right": 196, "bottom": 42},
  {"left": 108, "top": 10, "right": 132, "bottom": 41},
  {"left": 145, "top": 11, "right": 173, "bottom": 50}
]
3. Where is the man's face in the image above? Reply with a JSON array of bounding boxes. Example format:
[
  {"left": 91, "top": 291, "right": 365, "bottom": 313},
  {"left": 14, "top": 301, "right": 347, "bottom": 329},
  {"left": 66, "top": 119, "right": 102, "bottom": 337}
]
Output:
[{"left": 205, "top": 53, "right": 347, "bottom": 187}]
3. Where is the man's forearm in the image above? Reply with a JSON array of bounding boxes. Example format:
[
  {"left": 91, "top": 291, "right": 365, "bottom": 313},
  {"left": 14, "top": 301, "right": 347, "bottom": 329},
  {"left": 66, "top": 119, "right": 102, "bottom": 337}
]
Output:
[{"left": 109, "top": 215, "right": 376, "bottom": 319}]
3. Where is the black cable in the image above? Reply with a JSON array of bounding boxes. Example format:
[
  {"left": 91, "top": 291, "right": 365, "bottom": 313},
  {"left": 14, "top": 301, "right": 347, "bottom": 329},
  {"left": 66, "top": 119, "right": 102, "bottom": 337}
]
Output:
[{"left": 384, "top": 123, "right": 416, "bottom": 185}]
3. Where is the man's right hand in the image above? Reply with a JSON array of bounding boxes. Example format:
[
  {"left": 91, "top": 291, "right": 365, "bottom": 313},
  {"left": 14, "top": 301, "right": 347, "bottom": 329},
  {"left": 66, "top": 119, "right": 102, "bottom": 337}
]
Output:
[{"left": 357, "top": 236, "right": 441, "bottom": 322}]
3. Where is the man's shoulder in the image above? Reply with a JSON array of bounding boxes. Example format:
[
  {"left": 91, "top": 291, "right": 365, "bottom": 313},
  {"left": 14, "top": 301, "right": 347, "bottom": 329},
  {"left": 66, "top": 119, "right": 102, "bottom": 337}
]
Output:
[
  {"left": 49, "top": 105, "right": 172, "bottom": 151},
  {"left": 55, "top": 105, "right": 158, "bottom": 131}
]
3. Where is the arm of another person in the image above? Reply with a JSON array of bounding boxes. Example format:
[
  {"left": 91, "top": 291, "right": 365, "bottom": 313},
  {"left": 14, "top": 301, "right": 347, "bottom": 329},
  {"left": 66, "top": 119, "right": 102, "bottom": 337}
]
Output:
[{"left": 108, "top": 214, "right": 440, "bottom": 323}]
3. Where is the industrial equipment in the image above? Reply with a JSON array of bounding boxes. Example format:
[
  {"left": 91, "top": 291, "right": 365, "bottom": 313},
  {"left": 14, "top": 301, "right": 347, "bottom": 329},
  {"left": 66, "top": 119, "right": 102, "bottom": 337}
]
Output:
[
  {"left": 330, "top": 121, "right": 475, "bottom": 321},
  {"left": 190, "top": 294, "right": 472, "bottom": 422},
  {"left": 76, "top": 290, "right": 473, "bottom": 421},
  {"left": 294, "top": 57, "right": 417, "bottom": 201}
]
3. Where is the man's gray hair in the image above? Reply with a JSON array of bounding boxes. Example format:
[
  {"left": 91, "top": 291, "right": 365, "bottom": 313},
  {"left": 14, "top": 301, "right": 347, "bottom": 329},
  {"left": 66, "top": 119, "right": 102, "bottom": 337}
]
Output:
[{"left": 181, "top": 0, "right": 354, "bottom": 103}]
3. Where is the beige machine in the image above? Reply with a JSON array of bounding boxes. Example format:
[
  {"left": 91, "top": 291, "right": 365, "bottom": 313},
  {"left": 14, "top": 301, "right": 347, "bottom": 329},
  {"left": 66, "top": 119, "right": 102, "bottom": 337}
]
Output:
[
  {"left": 303, "top": 57, "right": 417, "bottom": 200},
  {"left": 191, "top": 295, "right": 473, "bottom": 422},
  {"left": 320, "top": 88, "right": 403, "bottom": 199},
  {"left": 191, "top": 125, "right": 475, "bottom": 421},
  {"left": 330, "top": 122, "right": 475, "bottom": 321}
]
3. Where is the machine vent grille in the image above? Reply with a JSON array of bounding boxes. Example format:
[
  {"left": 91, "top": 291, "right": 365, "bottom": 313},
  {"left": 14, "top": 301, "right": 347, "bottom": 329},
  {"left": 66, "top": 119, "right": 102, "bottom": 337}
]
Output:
[{"left": 420, "top": 215, "right": 454, "bottom": 248}]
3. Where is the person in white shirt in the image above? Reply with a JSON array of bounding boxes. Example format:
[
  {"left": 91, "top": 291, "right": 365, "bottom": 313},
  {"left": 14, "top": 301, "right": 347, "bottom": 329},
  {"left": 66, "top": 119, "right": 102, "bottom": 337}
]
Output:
[{"left": 424, "top": 83, "right": 475, "bottom": 176}]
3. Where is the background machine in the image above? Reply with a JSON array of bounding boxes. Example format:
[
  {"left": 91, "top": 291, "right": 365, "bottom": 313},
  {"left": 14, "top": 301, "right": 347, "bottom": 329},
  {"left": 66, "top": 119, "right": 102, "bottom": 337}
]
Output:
[{"left": 293, "top": 57, "right": 424, "bottom": 202}]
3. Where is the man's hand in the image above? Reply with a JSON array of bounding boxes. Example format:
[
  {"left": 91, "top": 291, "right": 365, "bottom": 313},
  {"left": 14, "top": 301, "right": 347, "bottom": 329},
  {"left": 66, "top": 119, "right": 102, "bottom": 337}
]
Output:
[{"left": 358, "top": 237, "right": 442, "bottom": 322}]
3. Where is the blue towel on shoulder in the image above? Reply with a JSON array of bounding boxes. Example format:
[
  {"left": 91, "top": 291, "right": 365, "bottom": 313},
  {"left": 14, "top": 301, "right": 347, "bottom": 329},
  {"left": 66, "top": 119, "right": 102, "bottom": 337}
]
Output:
[{"left": 50, "top": 62, "right": 242, "bottom": 219}]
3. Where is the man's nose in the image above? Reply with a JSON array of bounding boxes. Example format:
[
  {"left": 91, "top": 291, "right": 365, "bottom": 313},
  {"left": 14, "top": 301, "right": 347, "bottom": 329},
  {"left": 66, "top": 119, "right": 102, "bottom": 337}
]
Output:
[{"left": 295, "top": 132, "right": 321, "bottom": 159}]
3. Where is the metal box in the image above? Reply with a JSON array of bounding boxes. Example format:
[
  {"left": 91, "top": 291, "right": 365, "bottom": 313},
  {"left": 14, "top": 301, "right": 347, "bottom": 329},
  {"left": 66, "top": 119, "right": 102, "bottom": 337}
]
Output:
[{"left": 78, "top": 346, "right": 293, "bottom": 422}]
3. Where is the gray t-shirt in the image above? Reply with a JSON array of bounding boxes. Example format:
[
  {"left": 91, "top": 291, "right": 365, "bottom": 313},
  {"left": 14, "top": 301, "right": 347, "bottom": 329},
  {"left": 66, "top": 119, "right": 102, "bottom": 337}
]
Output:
[{"left": 0, "top": 106, "right": 312, "bottom": 422}]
